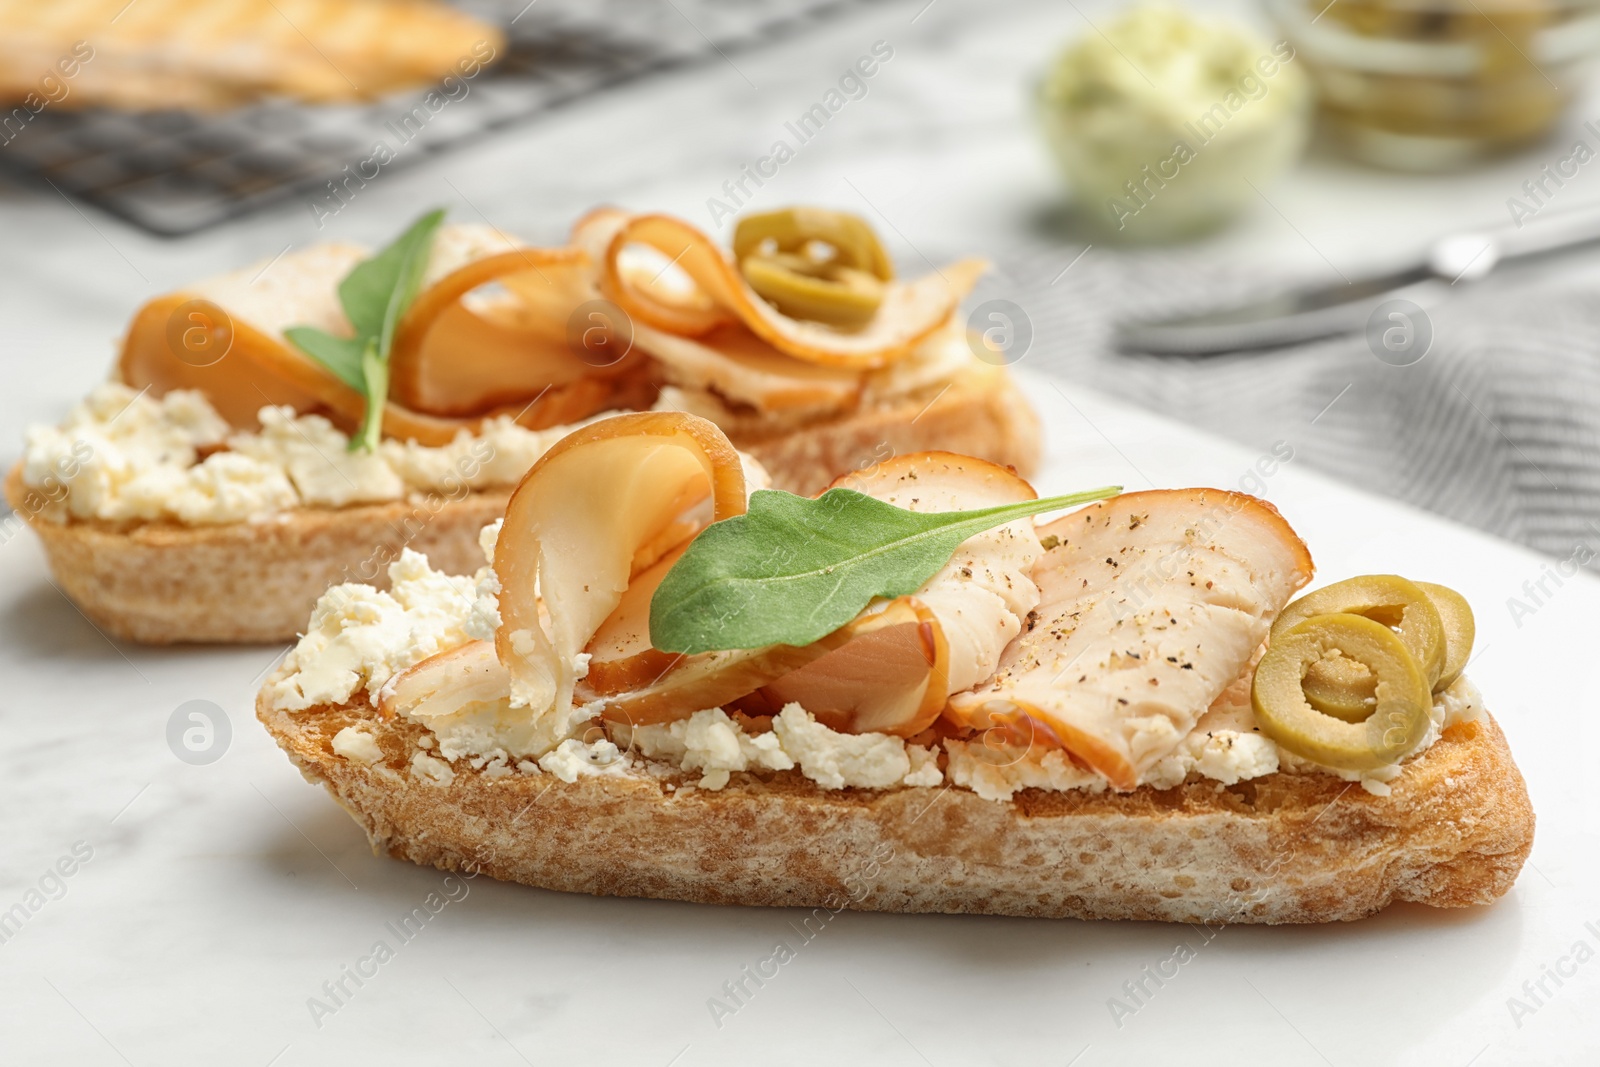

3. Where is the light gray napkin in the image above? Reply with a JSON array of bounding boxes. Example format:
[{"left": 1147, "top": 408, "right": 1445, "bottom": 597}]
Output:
[{"left": 982, "top": 245, "right": 1600, "bottom": 573}]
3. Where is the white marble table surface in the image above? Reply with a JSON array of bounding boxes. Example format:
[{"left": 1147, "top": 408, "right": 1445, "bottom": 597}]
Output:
[{"left": 1, "top": 0, "right": 1597, "bottom": 1063}]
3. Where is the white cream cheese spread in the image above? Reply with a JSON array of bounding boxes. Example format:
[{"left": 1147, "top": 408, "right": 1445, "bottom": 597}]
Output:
[
  {"left": 628, "top": 706, "right": 942, "bottom": 791},
  {"left": 20, "top": 383, "right": 596, "bottom": 525},
  {"left": 266, "top": 548, "right": 498, "bottom": 711},
  {"left": 331, "top": 726, "right": 385, "bottom": 765}
]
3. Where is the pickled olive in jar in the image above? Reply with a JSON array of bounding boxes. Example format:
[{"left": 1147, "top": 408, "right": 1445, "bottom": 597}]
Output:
[
  {"left": 734, "top": 208, "right": 893, "bottom": 327},
  {"left": 1252, "top": 613, "right": 1433, "bottom": 772},
  {"left": 1416, "top": 581, "right": 1475, "bottom": 691},
  {"left": 1274, "top": 0, "right": 1582, "bottom": 166},
  {"left": 1272, "top": 574, "right": 1446, "bottom": 691}
]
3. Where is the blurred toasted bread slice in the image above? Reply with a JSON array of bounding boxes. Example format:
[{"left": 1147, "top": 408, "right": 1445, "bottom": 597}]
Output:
[
  {"left": 3, "top": 363, "right": 1040, "bottom": 644},
  {"left": 0, "top": 0, "right": 504, "bottom": 111}
]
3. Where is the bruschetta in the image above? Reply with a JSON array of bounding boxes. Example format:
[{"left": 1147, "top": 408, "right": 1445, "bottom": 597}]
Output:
[
  {"left": 8, "top": 207, "right": 1039, "bottom": 643},
  {"left": 255, "top": 413, "right": 1533, "bottom": 922}
]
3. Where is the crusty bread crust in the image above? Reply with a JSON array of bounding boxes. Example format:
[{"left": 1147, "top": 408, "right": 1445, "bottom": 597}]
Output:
[
  {"left": 6, "top": 368, "right": 1040, "bottom": 645},
  {"left": 256, "top": 677, "right": 1534, "bottom": 923},
  {"left": 4, "top": 465, "right": 507, "bottom": 645}
]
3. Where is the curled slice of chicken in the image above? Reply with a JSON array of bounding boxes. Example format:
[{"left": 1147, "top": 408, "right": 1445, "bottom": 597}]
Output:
[
  {"left": 494, "top": 412, "right": 747, "bottom": 719},
  {"left": 119, "top": 249, "right": 489, "bottom": 444},
  {"left": 947, "top": 489, "right": 1314, "bottom": 790},
  {"left": 590, "top": 593, "right": 946, "bottom": 733},
  {"left": 121, "top": 226, "right": 642, "bottom": 442},
  {"left": 377, "top": 426, "right": 750, "bottom": 747},
  {"left": 377, "top": 639, "right": 596, "bottom": 762},
  {"left": 390, "top": 244, "right": 647, "bottom": 419},
  {"left": 568, "top": 206, "right": 633, "bottom": 263},
  {"left": 601, "top": 214, "right": 986, "bottom": 369},
  {"left": 393, "top": 217, "right": 663, "bottom": 422},
  {"left": 581, "top": 522, "right": 855, "bottom": 718},
  {"left": 633, "top": 324, "right": 864, "bottom": 414},
  {"left": 583, "top": 540, "right": 692, "bottom": 696},
  {"left": 758, "top": 596, "right": 949, "bottom": 737},
  {"left": 378, "top": 639, "right": 508, "bottom": 722},
  {"left": 589, "top": 452, "right": 1045, "bottom": 737}
]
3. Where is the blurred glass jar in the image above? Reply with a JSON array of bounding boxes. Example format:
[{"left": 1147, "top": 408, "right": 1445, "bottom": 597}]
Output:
[
  {"left": 1037, "top": 5, "right": 1313, "bottom": 242},
  {"left": 1268, "top": 0, "right": 1600, "bottom": 169}
]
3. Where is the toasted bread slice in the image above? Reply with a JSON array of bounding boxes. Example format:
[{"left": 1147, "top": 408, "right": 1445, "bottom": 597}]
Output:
[
  {"left": 7, "top": 364, "right": 1039, "bottom": 644},
  {"left": 256, "top": 676, "right": 1533, "bottom": 923},
  {"left": 4, "top": 467, "right": 509, "bottom": 646},
  {"left": 0, "top": 0, "right": 504, "bottom": 111}
]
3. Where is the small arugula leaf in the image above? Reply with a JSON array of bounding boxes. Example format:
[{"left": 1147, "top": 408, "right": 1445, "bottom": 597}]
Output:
[
  {"left": 649, "top": 484, "right": 1121, "bottom": 654},
  {"left": 338, "top": 208, "right": 446, "bottom": 343},
  {"left": 343, "top": 208, "right": 445, "bottom": 450},
  {"left": 285, "top": 208, "right": 446, "bottom": 451},
  {"left": 282, "top": 327, "right": 365, "bottom": 390}
]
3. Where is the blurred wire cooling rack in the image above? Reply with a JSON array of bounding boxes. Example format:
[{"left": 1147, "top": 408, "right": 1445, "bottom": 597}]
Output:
[{"left": 0, "top": 0, "right": 881, "bottom": 236}]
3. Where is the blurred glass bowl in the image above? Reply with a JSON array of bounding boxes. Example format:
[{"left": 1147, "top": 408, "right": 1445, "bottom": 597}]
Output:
[
  {"left": 1268, "top": 0, "right": 1600, "bottom": 169},
  {"left": 1036, "top": 5, "right": 1313, "bottom": 242}
]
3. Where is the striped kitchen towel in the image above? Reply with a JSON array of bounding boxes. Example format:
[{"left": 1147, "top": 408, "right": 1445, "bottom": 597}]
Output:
[{"left": 983, "top": 242, "right": 1600, "bottom": 572}]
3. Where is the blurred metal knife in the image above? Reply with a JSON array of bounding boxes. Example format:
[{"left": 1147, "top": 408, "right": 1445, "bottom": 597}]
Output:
[{"left": 1115, "top": 200, "right": 1600, "bottom": 355}]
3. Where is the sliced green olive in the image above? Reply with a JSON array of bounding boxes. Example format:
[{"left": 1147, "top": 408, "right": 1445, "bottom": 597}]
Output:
[
  {"left": 740, "top": 252, "right": 886, "bottom": 327},
  {"left": 1273, "top": 574, "right": 1446, "bottom": 703},
  {"left": 733, "top": 207, "right": 894, "bottom": 281},
  {"left": 1416, "top": 581, "right": 1474, "bottom": 691},
  {"left": 1300, "top": 653, "right": 1377, "bottom": 724},
  {"left": 733, "top": 208, "right": 893, "bottom": 327},
  {"left": 1252, "top": 613, "right": 1432, "bottom": 772}
]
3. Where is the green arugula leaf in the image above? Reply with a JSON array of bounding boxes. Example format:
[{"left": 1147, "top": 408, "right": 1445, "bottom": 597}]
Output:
[
  {"left": 285, "top": 208, "right": 446, "bottom": 451},
  {"left": 649, "top": 484, "right": 1122, "bottom": 654},
  {"left": 338, "top": 208, "right": 445, "bottom": 357},
  {"left": 281, "top": 327, "right": 365, "bottom": 390}
]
